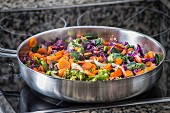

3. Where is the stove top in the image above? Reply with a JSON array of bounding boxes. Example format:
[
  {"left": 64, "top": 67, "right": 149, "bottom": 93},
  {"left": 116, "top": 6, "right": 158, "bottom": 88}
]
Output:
[{"left": 0, "top": 0, "right": 170, "bottom": 113}]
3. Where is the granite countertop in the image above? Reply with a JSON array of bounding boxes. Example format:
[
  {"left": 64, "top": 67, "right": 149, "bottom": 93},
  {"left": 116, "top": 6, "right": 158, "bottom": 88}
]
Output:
[{"left": 0, "top": 0, "right": 170, "bottom": 113}]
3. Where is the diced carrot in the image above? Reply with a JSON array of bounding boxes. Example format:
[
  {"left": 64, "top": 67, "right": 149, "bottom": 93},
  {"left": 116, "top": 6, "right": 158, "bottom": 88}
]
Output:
[
  {"left": 127, "top": 48, "right": 134, "bottom": 52},
  {"left": 135, "top": 70, "right": 144, "bottom": 75},
  {"left": 121, "top": 49, "right": 127, "bottom": 55},
  {"left": 103, "top": 63, "right": 112, "bottom": 70},
  {"left": 84, "top": 52, "right": 92, "bottom": 56},
  {"left": 46, "top": 56, "right": 59, "bottom": 62},
  {"left": 124, "top": 70, "right": 134, "bottom": 77},
  {"left": 110, "top": 68, "right": 122, "bottom": 77},
  {"left": 28, "top": 37, "right": 37, "bottom": 48},
  {"left": 146, "top": 61, "right": 153, "bottom": 67},
  {"left": 90, "top": 56, "right": 98, "bottom": 61},
  {"left": 92, "top": 70, "right": 98, "bottom": 74},
  {"left": 116, "top": 43, "right": 125, "bottom": 49},
  {"left": 98, "top": 56, "right": 103, "bottom": 62},
  {"left": 58, "top": 68, "right": 67, "bottom": 77},
  {"left": 32, "top": 53, "right": 44, "bottom": 59},
  {"left": 84, "top": 70, "right": 95, "bottom": 76},
  {"left": 145, "top": 66, "right": 154, "bottom": 72},
  {"left": 114, "top": 45, "right": 124, "bottom": 51},
  {"left": 134, "top": 55, "right": 142, "bottom": 63},
  {"left": 144, "top": 53, "right": 149, "bottom": 58},
  {"left": 82, "top": 62, "right": 92, "bottom": 70},
  {"left": 33, "top": 67, "right": 38, "bottom": 72},
  {"left": 38, "top": 65, "right": 45, "bottom": 72},
  {"left": 58, "top": 59, "right": 71, "bottom": 69},
  {"left": 47, "top": 46, "right": 52, "bottom": 55},
  {"left": 102, "top": 40, "right": 109, "bottom": 45},
  {"left": 91, "top": 64, "right": 97, "bottom": 70},
  {"left": 37, "top": 48, "right": 47, "bottom": 55},
  {"left": 28, "top": 51, "right": 34, "bottom": 58},
  {"left": 148, "top": 51, "right": 154, "bottom": 58},
  {"left": 69, "top": 59, "right": 74, "bottom": 64},
  {"left": 115, "top": 58, "right": 123, "bottom": 65}
]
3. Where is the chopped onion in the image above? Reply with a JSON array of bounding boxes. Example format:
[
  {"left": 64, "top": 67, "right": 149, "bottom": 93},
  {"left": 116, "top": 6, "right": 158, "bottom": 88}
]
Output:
[
  {"left": 94, "top": 58, "right": 106, "bottom": 67},
  {"left": 67, "top": 42, "right": 74, "bottom": 51},
  {"left": 84, "top": 60, "right": 93, "bottom": 62},
  {"left": 71, "top": 63, "right": 83, "bottom": 72},
  {"left": 111, "top": 63, "right": 125, "bottom": 74},
  {"left": 51, "top": 71, "right": 60, "bottom": 78}
]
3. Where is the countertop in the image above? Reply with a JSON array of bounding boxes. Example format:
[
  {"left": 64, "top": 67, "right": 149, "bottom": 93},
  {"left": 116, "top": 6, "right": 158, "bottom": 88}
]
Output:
[{"left": 0, "top": 0, "right": 170, "bottom": 113}]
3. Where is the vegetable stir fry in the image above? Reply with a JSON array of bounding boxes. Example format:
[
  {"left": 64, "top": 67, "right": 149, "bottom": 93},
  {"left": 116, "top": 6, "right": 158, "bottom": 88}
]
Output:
[{"left": 21, "top": 35, "right": 162, "bottom": 81}]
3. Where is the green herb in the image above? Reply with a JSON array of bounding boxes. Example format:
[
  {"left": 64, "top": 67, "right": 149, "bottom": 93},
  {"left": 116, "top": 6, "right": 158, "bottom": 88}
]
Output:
[
  {"left": 83, "top": 33, "right": 98, "bottom": 39},
  {"left": 41, "top": 60, "right": 48, "bottom": 71},
  {"left": 155, "top": 54, "right": 162, "bottom": 65},
  {"left": 32, "top": 45, "right": 39, "bottom": 53},
  {"left": 111, "top": 48, "right": 121, "bottom": 53},
  {"left": 70, "top": 51, "right": 80, "bottom": 60},
  {"left": 46, "top": 71, "right": 51, "bottom": 76},
  {"left": 95, "top": 38, "right": 102, "bottom": 46}
]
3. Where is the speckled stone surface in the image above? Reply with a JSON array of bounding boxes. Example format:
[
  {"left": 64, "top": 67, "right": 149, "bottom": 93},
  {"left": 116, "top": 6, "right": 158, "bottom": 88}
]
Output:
[{"left": 0, "top": 0, "right": 170, "bottom": 113}]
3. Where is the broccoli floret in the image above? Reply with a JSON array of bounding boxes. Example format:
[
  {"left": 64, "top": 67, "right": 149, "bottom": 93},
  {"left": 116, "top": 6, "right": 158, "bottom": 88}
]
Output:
[{"left": 94, "top": 69, "right": 110, "bottom": 81}]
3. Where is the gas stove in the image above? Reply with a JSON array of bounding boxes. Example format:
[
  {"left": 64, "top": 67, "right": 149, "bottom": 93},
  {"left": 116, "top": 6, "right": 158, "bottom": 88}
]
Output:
[{"left": 0, "top": 0, "right": 170, "bottom": 113}]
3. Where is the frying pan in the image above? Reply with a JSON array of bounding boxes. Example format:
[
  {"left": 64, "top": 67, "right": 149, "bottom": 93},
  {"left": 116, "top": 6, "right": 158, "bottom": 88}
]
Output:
[{"left": 0, "top": 26, "right": 166, "bottom": 103}]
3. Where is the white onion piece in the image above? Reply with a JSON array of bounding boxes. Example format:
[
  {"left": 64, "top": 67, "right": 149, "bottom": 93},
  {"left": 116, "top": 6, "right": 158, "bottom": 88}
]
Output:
[
  {"left": 67, "top": 42, "right": 74, "bottom": 51},
  {"left": 41, "top": 44, "right": 47, "bottom": 50},
  {"left": 51, "top": 71, "right": 60, "bottom": 78},
  {"left": 71, "top": 63, "right": 83, "bottom": 72},
  {"left": 84, "top": 60, "right": 93, "bottom": 62},
  {"left": 111, "top": 63, "right": 125, "bottom": 74},
  {"left": 94, "top": 58, "right": 106, "bottom": 67}
]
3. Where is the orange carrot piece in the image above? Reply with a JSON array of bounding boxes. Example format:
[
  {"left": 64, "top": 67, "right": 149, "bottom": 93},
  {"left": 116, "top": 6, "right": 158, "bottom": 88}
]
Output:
[
  {"left": 33, "top": 67, "right": 38, "bottom": 72},
  {"left": 28, "top": 37, "right": 37, "bottom": 48},
  {"left": 110, "top": 68, "right": 122, "bottom": 77},
  {"left": 84, "top": 70, "right": 95, "bottom": 76},
  {"left": 28, "top": 51, "right": 34, "bottom": 58},
  {"left": 91, "top": 64, "right": 97, "bottom": 70},
  {"left": 127, "top": 48, "right": 134, "bottom": 52},
  {"left": 32, "top": 53, "right": 44, "bottom": 59},
  {"left": 148, "top": 51, "right": 154, "bottom": 58},
  {"left": 82, "top": 62, "right": 92, "bottom": 70},
  {"left": 37, "top": 48, "right": 47, "bottom": 55},
  {"left": 144, "top": 53, "right": 149, "bottom": 58},
  {"left": 124, "top": 70, "right": 134, "bottom": 77},
  {"left": 115, "top": 58, "right": 123, "bottom": 65},
  {"left": 134, "top": 56, "right": 142, "bottom": 63},
  {"left": 47, "top": 46, "right": 52, "bottom": 55},
  {"left": 116, "top": 43, "right": 125, "bottom": 49},
  {"left": 102, "top": 40, "right": 109, "bottom": 45},
  {"left": 135, "top": 70, "right": 145, "bottom": 75},
  {"left": 69, "top": 59, "right": 74, "bottom": 64},
  {"left": 38, "top": 65, "right": 45, "bottom": 72},
  {"left": 84, "top": 52, "right": 92, "bottom": 56},
  {"left": 58, "top": 59, "right": 71, "bottom": 69},
  {"left": 146, "top": 61, "right": 153, "bottom": 67},
  {"left": 58, "top": 68, "right": 67, "bottom": 77},
  {"left": 103, "top": 63, "right": 112, "bottom": 70},
  {"left": 92, "top": 70, "right": 98, "bottom": 74},
  {"left": 121, "top": 49, "right": 127, "bottom": 55},
  {"left": 99, "top": 56, "right": 103, "bottom": 62},
  {"left": 145, "top": 66, "right": 156, "bottom": 72},
  {"left": 46, "top": 56, "right": 59, "bottom": 63}
]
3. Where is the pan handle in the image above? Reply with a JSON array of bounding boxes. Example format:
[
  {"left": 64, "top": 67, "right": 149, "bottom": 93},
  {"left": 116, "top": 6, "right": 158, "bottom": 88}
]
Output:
[{"left": 0, "top": 47, "right": 17, "bottom": 58}]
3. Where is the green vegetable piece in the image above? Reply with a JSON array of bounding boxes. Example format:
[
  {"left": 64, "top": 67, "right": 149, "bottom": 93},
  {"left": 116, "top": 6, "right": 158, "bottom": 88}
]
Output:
[
  {"left": 136, "top": 63, "right": 144, "bottom": 68},
  {"left": 111, "top": 48, "right": 121, "bottom": 53},
  {"left": 95, "top": 38, "right": 102, "bottom": 46},
  {"left": 126, "top": 44, "right": 130, "bottom": 49},
  {"left": 77, "top": 47, "right": 84, "bottom": 54},
  {"left": 155, "top": 54, "right": 162, "bottom": 65},
  {"left": 70, "top": 76, "right": 77, "bottom": 80},
  {"left": 82, "top": 39, "right": 88, "bottom": 44},
  {"left": 83, "top": 33, "right": 98, "bottom": 39},
  {"left": 97, "top": 69, "right": 110, "bottom": 80},
  {"left": 26, "top": 61, "right": 30, "bottom": 67},
  {"left": 107, "top": 54, "right": 114, "bottom": 62},
  {"left": 46, "top": 71, "right": 51, "bottom": 76},
  {"left": 78, "top": 72, "right": 86, "bottom": 81},
  {"left": 41, "top": 60, "right": 48, "bottom": 71},
  {"left": 34, "top": 56, "right": 41, "bottom": 65},
  {"left": 32, "top": 45, "right": 39, "bottom": 53},
  {"left": 103, "top": 46, "right": 108, "bottom": 52},
  {"left": 113, "top": 53, "right": 122, "bottom": 59},
  {"left": 70, "top": 51, "right": 80, "bottom": 60},
  {"left": 126, "top": 62, "right": 136, "bottom": 70}
]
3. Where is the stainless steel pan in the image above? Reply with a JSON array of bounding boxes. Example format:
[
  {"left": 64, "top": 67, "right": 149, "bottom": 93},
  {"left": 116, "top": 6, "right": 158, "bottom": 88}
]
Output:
[{"left": 0, "top": 26, "right": 166, "bottom": 103}]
